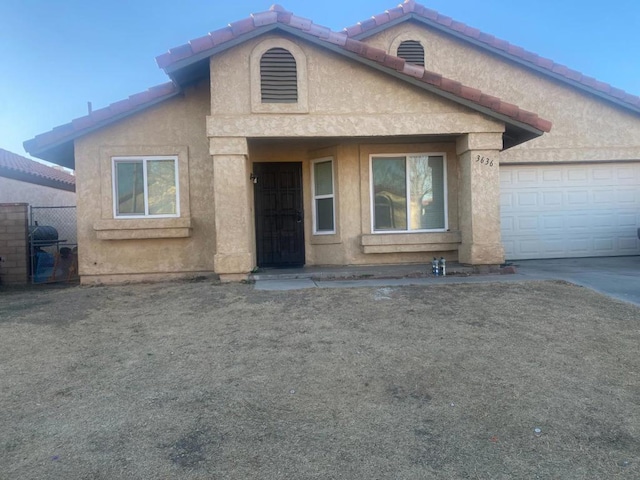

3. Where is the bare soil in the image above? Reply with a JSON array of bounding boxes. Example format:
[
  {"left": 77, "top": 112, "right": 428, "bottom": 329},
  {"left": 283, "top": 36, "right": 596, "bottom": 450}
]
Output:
[{"left": 0, "top": 280, "right": 638, "bottom": 479}]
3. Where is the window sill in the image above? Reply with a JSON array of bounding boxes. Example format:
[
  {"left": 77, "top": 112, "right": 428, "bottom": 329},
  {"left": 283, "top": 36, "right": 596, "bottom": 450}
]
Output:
[
  {"left": 310, "top": 233, "right": 341, "bottom": 245},
  {"left": 361, "top": 231, "right": 460, "bottom": 254},
  {"left": 94, "top": 217, "right": 192, "bottom": 240}
]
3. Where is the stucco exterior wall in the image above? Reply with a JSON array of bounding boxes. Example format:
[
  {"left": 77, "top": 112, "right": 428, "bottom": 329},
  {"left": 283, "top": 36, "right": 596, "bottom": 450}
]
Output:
[
  {"left": 362, "top": 24, "right": 640, "bottom": 163},
  {"left": 249, "top": 139, "right": 461, "bottom": 267},
  {"left": 0, "top": 176, "right": 75, "bottom": 206},
  {"left": 207, "top": 35, "right": 514, "bottom": 270},
  {"left": 74, "top": 80, "right": 214, "bottom": 284},
  {"left": 208, "top": 34, "right": 503, "bottom": 137}
]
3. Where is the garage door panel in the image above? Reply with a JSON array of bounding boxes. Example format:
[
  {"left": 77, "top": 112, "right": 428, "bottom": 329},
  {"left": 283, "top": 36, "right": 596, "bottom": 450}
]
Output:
[{"left": 501, "top": 163, "right": 640, "bottom": 259}]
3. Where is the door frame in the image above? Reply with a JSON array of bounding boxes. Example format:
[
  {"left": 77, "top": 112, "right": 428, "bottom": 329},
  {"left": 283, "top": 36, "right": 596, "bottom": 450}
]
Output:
[{"left": 253, "top": 162, "right": 305, "bottom": 268}]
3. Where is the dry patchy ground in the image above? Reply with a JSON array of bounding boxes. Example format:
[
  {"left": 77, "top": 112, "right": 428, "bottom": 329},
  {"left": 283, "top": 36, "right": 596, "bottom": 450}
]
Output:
[{"left": 0, "top": 280, "right": 639, "bottom": 479}]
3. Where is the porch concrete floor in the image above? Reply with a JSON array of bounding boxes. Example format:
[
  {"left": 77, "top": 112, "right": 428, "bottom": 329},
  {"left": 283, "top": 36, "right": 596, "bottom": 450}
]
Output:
[{"left": 249, "top": 262, "right": 474, "bottom": 281}]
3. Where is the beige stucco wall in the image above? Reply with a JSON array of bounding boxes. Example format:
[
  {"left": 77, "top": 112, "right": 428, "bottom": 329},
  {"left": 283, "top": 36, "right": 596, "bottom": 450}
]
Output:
[
  {"left": 0, "top": 176, "right": 75, "bottom": 206},
  {"left": 74, "top": 80, "right": 214, "bottom": 284},
  {"left": 248, "top": 139, "right": 462, "bottom": 267},
  {"left": 362, "top": 23, "right": 640, "bottom": 163},
  {"left": 208, "top": 34, "right": 503, "bottom": 137},
  {"left": 208, "top": 35, "right": 509, "bottom": 271}
]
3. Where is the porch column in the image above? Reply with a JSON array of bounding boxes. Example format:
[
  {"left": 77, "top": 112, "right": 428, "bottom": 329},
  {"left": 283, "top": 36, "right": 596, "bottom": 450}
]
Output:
[
  {"left": 456, "top": 133, "right": 505, "bottom": 266},
  {"left": 211, "top": 137, "right": 255, "bottom": 281}
]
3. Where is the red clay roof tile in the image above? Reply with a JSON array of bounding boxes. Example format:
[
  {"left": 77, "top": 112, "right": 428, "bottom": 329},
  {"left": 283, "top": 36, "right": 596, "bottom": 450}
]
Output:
[
  {"left": 384, "top": 55, "right": 405, "bottom": 71},
  {"left": 422, "top": 70, "right": 442, "bottom": 87},
  {"left": 252, "top": 11, "right": 278, "bottom": 27},
  {"left": 190, "top": 35, "right": 215, "bottom": 53},
  {"left": 402, "top": 62, "right": 425, "bottom": 78},
  {"left": 0, "top": 148, "right": 75, "bottom": 188},
  {"left": 362, "top": 44, "right": 388, "bottom": 62},
  {"left": 386, "top": 6, "right": 405, "bottom": 20},
  {"left": 344, "top": 24, "right": 363, "bottom": 37},
  {"left": 373, "top": 13, "right": 390, "bottom": 26},
  {"left": 229, "top": 17, "right": 256, "bottom": 36},
  {"left": 209, "top": 27, "right": 235, "bottom": 46},
  {"left": 25, "top": 83, "right": 180, "bottom": 155}
]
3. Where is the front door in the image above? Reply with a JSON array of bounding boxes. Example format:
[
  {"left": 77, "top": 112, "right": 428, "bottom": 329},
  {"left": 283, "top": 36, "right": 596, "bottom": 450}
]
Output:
[{"left": 254, "top": 162, "right": 305, "bottom": 267}]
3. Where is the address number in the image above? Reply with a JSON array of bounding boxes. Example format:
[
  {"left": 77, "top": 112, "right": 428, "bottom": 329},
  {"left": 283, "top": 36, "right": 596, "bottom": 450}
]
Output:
[{"left": 476, "top": 155, "right": 494, "bottom": 167}]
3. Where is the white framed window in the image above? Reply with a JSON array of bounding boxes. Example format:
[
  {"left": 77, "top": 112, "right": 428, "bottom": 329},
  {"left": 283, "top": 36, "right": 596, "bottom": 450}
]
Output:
[
  {"left": 370, "top": 153, "right": 447, "bottom": 233},
  {"left": 112, "top": 156, "right": 179, "bottom": 218},
  {"left": 311, "top": 157, "right": 335, "bottom": 235}
]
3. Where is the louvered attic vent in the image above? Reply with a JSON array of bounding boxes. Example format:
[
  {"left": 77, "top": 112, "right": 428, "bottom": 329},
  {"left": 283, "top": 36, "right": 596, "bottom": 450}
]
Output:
[
  {"left": 397, "top": 40, "right": 425, "bottom": 66},
  {"left": 260, "top": 48, "right": 298, "bottom": 103}
]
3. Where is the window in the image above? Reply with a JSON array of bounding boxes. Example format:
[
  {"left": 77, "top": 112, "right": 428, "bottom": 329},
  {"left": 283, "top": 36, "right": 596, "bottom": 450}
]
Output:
[
  {"left": 311, "top": 158, "right": 335, "bottom": 234},
  {"left": 371, "top": 154, "right": 446, "bottom": 232},
  {"left": 260, "top": 48, "right": 297, "bottom": 103},
  {"left": 397, "top": 40, "right": 425, "bottom": 66},
  {"left": 112, "top": 156, "right": 179, "bottom": 218}
]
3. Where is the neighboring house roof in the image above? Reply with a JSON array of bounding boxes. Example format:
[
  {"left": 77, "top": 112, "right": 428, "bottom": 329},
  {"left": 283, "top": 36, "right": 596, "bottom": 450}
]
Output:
[
  {"left": 23, "top": 83, "right": 180, "bottom": 169},
  {"left": 344, "top": 0, "right": 640, "bottom": 115},
  {"left": 0, "top": 148, "right": 75, "bottom": 192}
]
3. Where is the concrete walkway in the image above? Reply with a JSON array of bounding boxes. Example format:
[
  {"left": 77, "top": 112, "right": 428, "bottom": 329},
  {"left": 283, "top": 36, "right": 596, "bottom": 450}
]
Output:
[{"left": 253, "top": 256, "right": 640, "bottom": 306}]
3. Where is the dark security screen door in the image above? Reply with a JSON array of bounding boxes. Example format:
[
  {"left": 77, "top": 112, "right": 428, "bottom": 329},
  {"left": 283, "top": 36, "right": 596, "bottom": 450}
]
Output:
[{"left": 254, "top": 162, "right": 305, "bottom": 267}]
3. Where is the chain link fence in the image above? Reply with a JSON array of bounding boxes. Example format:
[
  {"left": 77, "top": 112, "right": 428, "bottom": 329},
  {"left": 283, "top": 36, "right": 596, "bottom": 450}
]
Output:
[{"left": 29, "top": 206, "right": 78, "bottom": 284}]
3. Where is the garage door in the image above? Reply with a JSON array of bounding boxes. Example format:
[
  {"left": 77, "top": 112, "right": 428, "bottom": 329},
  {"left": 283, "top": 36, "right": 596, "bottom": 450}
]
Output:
[{"left": 500, "top": 163, "right": 640, "bottom": 260}]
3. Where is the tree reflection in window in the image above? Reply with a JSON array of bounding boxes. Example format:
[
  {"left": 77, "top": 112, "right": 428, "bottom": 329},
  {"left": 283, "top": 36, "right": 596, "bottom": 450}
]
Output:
[
  {"left": 372, "top": 155, "right": 445, "bottom": 231},
  {"left": 114, "top": 157, "right": 178, "bottom": 217}
]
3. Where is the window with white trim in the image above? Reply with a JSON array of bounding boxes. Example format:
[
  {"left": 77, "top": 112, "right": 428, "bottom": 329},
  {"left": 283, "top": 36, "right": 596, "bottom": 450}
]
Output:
[
  {"left": 371, "top": 154, "right": 446, "bottom": 232},
  {"left": 311, "top": 158, "right": 335, "bottom": 234},
  {"left": 112, "top": 156, "right": 179, "bottom": 218}
]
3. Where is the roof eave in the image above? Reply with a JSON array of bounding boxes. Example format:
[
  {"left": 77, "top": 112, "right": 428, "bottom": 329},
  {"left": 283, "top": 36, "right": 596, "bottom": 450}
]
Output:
[
  {"left": 161, "top": 24, "right": 281, "bottom": 85},
  {"left": 0, "top": 166, "right": 75, "bottom": 192},
  {"left": 353, "top": 14, "right": 640, "bottom": 116},
  {"left": 24, "top": 89, "right": 183, "bottom": 168}
]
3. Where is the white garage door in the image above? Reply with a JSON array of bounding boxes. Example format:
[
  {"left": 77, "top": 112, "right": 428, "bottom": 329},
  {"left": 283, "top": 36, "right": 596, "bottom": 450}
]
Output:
[{"left": 500, "top": 163, "right": 640, "bottom": 260}]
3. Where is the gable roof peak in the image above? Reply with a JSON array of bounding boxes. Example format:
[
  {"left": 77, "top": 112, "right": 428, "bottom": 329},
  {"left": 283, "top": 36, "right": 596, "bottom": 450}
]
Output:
[
  {"left": 402, "top": 0, "right": 417, "bottom": 12},
  {"left": 346, "top": 0, "right": 640, "bottom": 115},
  {"left": 269, "top": 4, "right": 289, "bottom": 13}
]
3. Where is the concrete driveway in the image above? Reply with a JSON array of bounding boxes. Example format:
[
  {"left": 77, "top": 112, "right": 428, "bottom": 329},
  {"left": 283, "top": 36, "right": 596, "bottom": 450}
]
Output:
[
  {"left": 513, "top": 256, "right": 640, "bottom": 306},
  {"left": 256, "top": 256, "right": 640, "bottom": 306}
]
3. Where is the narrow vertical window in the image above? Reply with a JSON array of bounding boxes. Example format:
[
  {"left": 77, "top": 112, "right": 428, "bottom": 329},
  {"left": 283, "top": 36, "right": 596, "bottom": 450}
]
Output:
[
  {"left": 371, "top": 154, "right": 446, "bottom": 232},
  {"left": 113, "top": 156, "right": 179, "bottom": 218},
  {"left": 397, "top": 40, "right": 425, "bottom": 66},
  {"left": 312, "top": 158, "right": 335, "bottom": 234},
  {"left": 260, "top": 48, "right": 298, "bottom": 103}
]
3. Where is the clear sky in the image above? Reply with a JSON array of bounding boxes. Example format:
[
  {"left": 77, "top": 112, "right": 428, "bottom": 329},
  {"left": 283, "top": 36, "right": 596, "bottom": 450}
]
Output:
[{"left": 1, "top": 0, "right": 639, "bottom": 166}]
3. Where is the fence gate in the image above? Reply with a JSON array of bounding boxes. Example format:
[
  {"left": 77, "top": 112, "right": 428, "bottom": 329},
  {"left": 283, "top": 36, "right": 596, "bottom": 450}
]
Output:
[{"left": 29, "top": 206, "right": 78, "bottom": 284}]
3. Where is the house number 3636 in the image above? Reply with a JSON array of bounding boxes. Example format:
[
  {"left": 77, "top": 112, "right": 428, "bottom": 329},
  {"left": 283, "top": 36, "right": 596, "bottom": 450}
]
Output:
[{"left": 476, "top": 155, "right": 494, "bottom": 167}]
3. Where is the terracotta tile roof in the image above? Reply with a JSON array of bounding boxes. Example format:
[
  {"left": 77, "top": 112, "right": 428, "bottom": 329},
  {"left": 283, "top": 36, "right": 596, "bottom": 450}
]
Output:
[
  {"left": 155, "top": 4, "right": 551, "bottom": 133},
  {"left": 24, "top": 83, "right": 180, "bottom": 160},
  {"left": 0, "top": 148, "right": 75, "bottom": 191},
  {"left": 344, "top": 0, "right": 640, "bottom": 111},
  {"left": 26, "top": 4, "right": 557, "bottom": 165}
]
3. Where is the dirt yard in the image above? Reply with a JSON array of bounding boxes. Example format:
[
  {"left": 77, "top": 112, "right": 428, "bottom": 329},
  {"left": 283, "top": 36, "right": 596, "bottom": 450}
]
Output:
[{"left": 0, "top": 279, "right": 638, "bottom": 479}]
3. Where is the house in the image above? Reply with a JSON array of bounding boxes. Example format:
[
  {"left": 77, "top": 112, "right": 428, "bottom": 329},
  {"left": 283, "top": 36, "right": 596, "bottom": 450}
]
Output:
[
  {"left": 0, "top": 148, "right": 75, "bottom": 206},
  {"left": 0, "top": 148, "right": 76, "bottom": 285},
  {"left": 23, "top": 1, "right": 640, "bottom": 284}
]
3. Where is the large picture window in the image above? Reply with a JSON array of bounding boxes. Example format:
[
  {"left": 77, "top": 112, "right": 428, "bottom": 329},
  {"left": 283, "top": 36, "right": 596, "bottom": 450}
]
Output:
[
  {"left": 112, "top": 156, "right": 179, "bottom": 218},
  {"left": 371, "top": 154, "right": 446, "bottom": 232},
  {"left": 311, "top": 158, "right": 335, "bottom": 234}
]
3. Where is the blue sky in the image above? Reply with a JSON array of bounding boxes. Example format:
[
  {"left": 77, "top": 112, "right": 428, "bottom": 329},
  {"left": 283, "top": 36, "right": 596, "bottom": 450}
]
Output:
[{"left": 1, "top": 1, "right": 639, "bottom": 166}]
